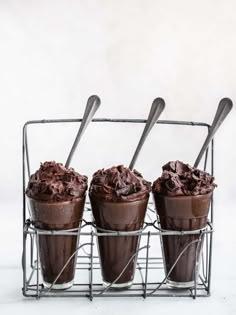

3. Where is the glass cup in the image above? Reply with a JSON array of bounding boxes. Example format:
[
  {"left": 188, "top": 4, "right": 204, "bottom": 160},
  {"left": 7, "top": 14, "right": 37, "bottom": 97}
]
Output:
[
  {"left": 90, "top": 197, "right": 148, "bottom": 289},
  {"left": 153, "top": 192, "right": 212, "bottom": 288},
  {"left": 27, "top": 196, "right": 85, "bottom": 290}
]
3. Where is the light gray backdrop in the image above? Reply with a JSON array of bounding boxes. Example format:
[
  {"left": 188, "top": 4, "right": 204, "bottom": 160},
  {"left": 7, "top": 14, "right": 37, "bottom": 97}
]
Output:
[{"left": 0, "top": 1, "right": 235, "bottom": 314}]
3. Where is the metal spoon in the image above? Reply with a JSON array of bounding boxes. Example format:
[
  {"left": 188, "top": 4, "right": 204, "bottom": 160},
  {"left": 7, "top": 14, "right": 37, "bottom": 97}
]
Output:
[
  {"left": 194, "top": 97, "right": 233, "bottom": 168},
  {"left": 129, "top": 97, "right": 165, "bottom": 170},
  {"left": 65, "top": 95, "right": 101, "bottom": 168}
]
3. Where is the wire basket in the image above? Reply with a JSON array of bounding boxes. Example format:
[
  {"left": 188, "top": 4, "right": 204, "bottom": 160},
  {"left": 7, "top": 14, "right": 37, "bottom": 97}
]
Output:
[{"left": 22, "top": 118, "right": 214, "bottom": 300}]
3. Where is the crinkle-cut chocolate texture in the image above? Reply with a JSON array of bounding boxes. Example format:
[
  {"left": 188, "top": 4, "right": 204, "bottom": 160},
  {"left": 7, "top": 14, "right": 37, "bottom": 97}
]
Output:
[
  {"left": 89, "top": 165, "right": 151, "bottom": 202},
  {"left": 26, "top": 161, "right": 88, "bottom": 202},
  {"left": 152, "top": 160, "right": 216, "bottom": 196}
]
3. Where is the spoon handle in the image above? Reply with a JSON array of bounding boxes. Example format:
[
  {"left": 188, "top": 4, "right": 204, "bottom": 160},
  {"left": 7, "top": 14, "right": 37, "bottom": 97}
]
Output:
[
  {"left": 194, "top": 97, "right": 233, "bottom": 168},
  {"left": 65, "top": 95, "right": 101, "bottom": 168},
  {"left": 129, "top": 97, "right": 165, "bottom": 170}
]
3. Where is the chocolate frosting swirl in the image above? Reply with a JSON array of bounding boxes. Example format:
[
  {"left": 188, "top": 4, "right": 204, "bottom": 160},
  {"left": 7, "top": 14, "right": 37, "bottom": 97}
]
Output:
[
  {"left": 89, "top": 165, "right": 151, "bottom": 202},
  {"left": 152, "top": 160, "right": 216, "bottom": 196},
  {"left": 26, "top": 161, "right": 88, "bottom": 202}
]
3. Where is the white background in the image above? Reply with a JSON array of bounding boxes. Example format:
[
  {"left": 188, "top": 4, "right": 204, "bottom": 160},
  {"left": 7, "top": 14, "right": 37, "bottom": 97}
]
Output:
[{"left": 0, "top": 0, "right": 236, "bottom": 314}]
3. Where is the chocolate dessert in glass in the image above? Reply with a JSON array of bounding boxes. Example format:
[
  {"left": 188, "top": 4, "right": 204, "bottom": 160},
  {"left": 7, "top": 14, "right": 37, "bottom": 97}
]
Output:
[
  {"left": 89, "top": 165, "right": 151, "bottom": 289},
  {"left": 152, "top": 161, "right": 216, "bottom": 289},
  {"left": 26, "top": 161, "right": 88, "bottom": 290}
]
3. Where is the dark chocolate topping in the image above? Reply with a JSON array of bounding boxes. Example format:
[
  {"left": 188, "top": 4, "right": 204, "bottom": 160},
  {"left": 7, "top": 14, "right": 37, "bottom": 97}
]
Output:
[
  {"left": 26, "top": 161, "right": 88, "bottom": 202},
  {"left": 152, "top": 160, "right": 216, "bottom": 196},
  {"left": 89, "top": 165, "right": 151, "bottom": 202}
]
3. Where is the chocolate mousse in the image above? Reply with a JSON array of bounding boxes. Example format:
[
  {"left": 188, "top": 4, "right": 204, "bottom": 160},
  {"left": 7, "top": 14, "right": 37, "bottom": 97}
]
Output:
[
  {"left": 89, "top": 165, "right": 151, "bottom": 289},
  {"left": 26, "top": 161, "right": 88, "bottom": 289},
  {"left": 152, "top": 160, "right": 216, "bottom": 196},
  {"left": 152, "top": 161, "right": 216, "bottom": 288},
  {"left": 26, "top": 161, "right": 87, "bottom": 202},
  {"left": 89, "top": 165, "right": 151, "bottom": 202}
]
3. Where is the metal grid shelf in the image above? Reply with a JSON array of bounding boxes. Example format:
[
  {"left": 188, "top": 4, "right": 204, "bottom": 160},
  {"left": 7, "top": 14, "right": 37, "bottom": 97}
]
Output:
[{"left": 22, "top": 118, "right": 214, "bottom": 300}]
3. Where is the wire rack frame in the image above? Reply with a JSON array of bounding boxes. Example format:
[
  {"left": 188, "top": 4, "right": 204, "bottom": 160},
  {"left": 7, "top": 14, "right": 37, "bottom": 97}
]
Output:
[{"left": 22, "top": 118, "right": 214, "bottom": 300}]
